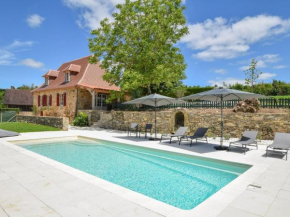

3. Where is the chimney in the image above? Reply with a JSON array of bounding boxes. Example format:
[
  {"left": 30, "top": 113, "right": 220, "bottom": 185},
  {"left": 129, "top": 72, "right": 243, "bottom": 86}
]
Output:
[{"left": 11, "top": 86, "right": 15, "bottom": 89}]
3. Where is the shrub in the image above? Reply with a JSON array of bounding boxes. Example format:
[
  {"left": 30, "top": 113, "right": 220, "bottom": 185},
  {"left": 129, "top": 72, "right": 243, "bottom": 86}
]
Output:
[{"left": 72, "top": 112, "right": 88, "bottom": 127}]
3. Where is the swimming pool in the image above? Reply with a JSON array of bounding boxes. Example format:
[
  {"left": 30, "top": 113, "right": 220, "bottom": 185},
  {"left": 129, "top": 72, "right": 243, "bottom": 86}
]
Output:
[{"left": 19, "top": 138, "right": 251, "bottom": 210}]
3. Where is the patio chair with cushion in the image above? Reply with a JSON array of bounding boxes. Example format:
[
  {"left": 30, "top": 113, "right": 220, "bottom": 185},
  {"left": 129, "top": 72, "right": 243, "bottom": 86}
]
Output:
[
  {"left": 140, "top": 124, "right": 153, "bottom": 139},
  {"left": 266, "top": 133, "right": 290, "bottom": 161},
  {"left": 228, "top": 131, "right": 258, "bottom": 154},
  {"left": 127, "top": 123, "right": 139, "bottom": 137},
  {"left": 179, "top": 128, "right": 208, "bottom": 146},
  {"left": 160, "top": 127, "right": 188, "bottom": 143}
]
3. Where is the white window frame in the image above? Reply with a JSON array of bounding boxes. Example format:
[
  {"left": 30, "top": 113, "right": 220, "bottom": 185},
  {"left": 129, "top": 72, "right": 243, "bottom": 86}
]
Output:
[
  {"left": 65, "top": 72, "right": 70, "bottom": 83},
  {"left": 45, "top": 77, "right": 49, "bottom": 86}
]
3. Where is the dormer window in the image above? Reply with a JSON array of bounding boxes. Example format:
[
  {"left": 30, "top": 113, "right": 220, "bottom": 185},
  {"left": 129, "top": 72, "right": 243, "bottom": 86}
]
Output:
[
  {"left": 65, "top": 72, "right": 70, "bottom": 83},
  {"left": 45, "top": 77, "right": 49, "bottom": 86}
]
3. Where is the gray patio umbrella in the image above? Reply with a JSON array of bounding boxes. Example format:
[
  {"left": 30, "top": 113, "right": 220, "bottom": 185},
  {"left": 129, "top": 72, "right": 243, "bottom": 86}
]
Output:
[
  {"left": 123, "top": 93, "right": 186, "bottom": 139},
  {"left": 180, "top": 88, "right": 266, "bottom": 150}
]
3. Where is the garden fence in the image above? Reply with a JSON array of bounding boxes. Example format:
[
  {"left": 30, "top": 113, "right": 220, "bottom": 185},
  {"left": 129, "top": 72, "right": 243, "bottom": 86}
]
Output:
[
  {"left": 112, "top": 98, "right": 290, "bottom": 111},
  {"left": 0, "top": 111, "right": 17, "bottom": 122}
]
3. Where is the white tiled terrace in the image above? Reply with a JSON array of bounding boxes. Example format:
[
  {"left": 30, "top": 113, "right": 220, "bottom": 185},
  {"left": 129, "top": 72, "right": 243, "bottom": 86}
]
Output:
[{"left": 0, "top": 128, "right": 290, "bottom": 217}]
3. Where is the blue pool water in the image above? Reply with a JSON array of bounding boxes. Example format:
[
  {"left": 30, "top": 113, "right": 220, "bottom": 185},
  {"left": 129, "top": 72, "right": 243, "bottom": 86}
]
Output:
[{"left": 20, "top": 138, "right": 251, "bottom": 210}]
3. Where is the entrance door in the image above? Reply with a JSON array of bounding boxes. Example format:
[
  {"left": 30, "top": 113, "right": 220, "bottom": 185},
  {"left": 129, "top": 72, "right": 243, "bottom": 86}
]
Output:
[{"left": 95, "top": 93, "right": 108, "bottom": 110}]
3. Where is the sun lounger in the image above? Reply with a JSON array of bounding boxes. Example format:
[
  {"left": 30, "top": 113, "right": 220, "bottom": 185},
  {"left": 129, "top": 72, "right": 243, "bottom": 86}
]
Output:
[
  {"left": 0, "top": 129, "right": 19, "bottom": 138},
  {"left": 179, "top": 128, "right": 208, "bottom": 146},
  {"left": 228, "top": 131, "right": 258, "bottom": 154},
  {"left": 160, "top": 127, "right": 188, "bottom": 143},
  {"left": 266, "top": 133, "right": 290, "bottom": 161},
  {"left": 127, "top": 123, "right": 139, "bottom": 137}
]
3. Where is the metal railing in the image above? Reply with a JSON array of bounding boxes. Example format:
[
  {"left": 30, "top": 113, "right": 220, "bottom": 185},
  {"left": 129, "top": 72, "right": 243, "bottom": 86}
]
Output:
[{"left": 111, "top": 98, "right": 290, "bottom": 111}]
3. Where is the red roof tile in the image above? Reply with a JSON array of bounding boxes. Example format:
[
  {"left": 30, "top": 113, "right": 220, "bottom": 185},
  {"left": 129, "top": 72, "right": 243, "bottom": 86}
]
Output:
[
  {"left": 42, "top": 70, "right": 59, "bottom": 77},
  {"left": 32, "top": 56, "right": 120, "bottom": 92},
  {"left": 63, "top": 64, "right": 81, "bottom": 73}
]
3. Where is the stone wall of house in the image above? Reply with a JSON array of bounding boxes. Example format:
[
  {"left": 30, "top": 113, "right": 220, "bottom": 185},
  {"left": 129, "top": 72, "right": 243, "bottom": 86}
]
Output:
[
  {"left": 32, "top": 88, "right": 92, "bottom": 122},
  {"left": 16, "top": 115, "right": 69, "bottom": 130},
  {"left": 88, "top": 109, "right": 290, "bottom": 140}
]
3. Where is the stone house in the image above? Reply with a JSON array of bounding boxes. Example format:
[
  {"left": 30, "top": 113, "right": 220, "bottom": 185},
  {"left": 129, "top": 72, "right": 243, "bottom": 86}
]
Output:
[{"left": 31, "top": 56, "right": 120, "bottom": 121}]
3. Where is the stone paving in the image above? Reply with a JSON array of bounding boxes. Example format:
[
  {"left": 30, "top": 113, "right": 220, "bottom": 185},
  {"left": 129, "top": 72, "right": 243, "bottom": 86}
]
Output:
[{"left": 0, "top": 129, "right": 289, "bottom": 217}]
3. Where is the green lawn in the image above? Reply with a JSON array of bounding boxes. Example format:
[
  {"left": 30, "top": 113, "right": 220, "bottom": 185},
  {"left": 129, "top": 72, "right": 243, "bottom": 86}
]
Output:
[
  {"left": 0, "top": 122, "right": 61, "bottom": 133},
  {"left": 271, "top": 96, "right": 290, "bottom": 99}
]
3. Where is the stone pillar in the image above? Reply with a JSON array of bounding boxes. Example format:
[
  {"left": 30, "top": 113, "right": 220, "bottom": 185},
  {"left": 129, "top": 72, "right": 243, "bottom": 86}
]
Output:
[{"left": 90, "top": 90, "right": 96, "bottom": 110}]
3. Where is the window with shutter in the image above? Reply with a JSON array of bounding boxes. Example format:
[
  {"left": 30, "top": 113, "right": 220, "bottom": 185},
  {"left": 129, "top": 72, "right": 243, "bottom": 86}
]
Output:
[
  {"left": 63, "top": 93, "right": 66, "bottom": 106},
  {"left": 42, "top": 95, "right": 47, "bottom": 106},
  {"left": 57, "top": 93, "right": 59, "bottom": 106},
  {"left": 49, "top": 95, "right": 52, "bottom": 106},
  {"left": 38, "top": 95, "right": 40, "bottom": 107}
]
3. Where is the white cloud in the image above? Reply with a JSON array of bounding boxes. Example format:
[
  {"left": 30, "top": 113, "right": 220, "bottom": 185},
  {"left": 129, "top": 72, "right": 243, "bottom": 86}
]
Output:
[
  {"left": 0, "top": 50, "right": 14, "bottom": 65},
  {"left": 239, "top": 54, "right": 281, "bottom": 70},
  {"left": 20, "top": 58, "right": 44, "bottom": 68},
  {"left": 208, "top": 77, "right": 245, "bottom": 87},
  {"left": 6, "top": 40, "right": 35, "bottom": 49},
  {"left": 274, "top": 65, "right": 287, "bottom": 69},
  {"left": 0, "top": 40, "right": 35, "bottom": 66},
  {"left": 181, "top": 15, "right": 290, "bottom": 61},
  {"left": 213, "top": 69, "right": 227, "bottom": 74},
  {"left": 26, "top": 14, "right": 44, "bottom": 28},
  {"left": 258, "top": 72, "right": 277, "bottom": 80},
  {"left": 63, "top": 0, "right": 125, "bottom": 29},
  {"left": 64, "top": 0, "right": 187, "bottom": 29}
]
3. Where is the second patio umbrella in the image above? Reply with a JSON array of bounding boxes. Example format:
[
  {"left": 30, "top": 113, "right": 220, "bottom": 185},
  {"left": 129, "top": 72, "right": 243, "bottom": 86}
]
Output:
[
  {"left": 123, "top": 93, "right": 186, "bottom": 139},
  {"left": 180, "top": 88, "right": 266, "bottom": 150}
]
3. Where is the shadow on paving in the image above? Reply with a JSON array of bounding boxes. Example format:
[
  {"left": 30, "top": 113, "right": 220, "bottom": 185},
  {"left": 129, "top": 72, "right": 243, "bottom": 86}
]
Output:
[
  {"left": 158, "top": 141, "right": 220, "bottom": 154},
  {"left": 261, "top": 152, "right": 287, "bottom": 161}
]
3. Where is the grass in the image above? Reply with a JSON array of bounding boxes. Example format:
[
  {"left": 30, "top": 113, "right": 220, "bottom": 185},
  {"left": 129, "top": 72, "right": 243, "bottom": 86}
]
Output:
[
  {"left": 0, "top": 122, "right": 61, "bottom": 133},
  {"left": 270, "top": 96, "right": 290, "bottom": 99}
]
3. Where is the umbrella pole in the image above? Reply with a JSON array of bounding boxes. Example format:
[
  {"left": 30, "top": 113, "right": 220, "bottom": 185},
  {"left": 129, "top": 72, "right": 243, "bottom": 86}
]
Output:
[
  {"left": 155, "top": 101, "right": 157, "bottom": 138},
  {"left": 220, "top": 96, "right": 224, "bottom": 147},
  {"left": 215, "top": 96, "right": 227, "bottom": 150}
]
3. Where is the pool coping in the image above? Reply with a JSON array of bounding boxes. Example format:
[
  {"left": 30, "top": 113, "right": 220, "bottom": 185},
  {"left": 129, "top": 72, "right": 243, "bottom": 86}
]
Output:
[{"left": 2, "top": 131, "right": 273, "bottom": 217}]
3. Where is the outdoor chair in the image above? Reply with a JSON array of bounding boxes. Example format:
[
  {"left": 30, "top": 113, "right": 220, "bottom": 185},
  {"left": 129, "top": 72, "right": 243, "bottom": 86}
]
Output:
[
  {"left": 179, "top": 128, "right": 208, "bottom": 146},
  {"left": 266, "top": 133, "right": 290, "bottom": 161},
  {"left": 160, "top": 127, "right": 188, "bottom": 143},
  {"left": 139, "top": 124, "right": 153, "bottom": 139},
  {"left": 228, "top": 131, "right": 258, "bottom": 154},
  {"left": 127, "top": 123, "right": 139, "bottom": 137}
]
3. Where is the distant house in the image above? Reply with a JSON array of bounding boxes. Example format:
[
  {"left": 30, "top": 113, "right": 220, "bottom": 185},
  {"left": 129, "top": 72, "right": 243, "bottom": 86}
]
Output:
[
  {"left": 31, "top": 56, "right": 120, "bottom": 120},
  {"left": 3, "top": 89, "right": 33, "bottom": 111}
]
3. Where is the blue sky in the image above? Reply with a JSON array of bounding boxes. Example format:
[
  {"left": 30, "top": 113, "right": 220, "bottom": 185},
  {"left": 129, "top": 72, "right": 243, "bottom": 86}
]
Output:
[{"left": 0, "top": 0, "right": 289, "bottom": 89}]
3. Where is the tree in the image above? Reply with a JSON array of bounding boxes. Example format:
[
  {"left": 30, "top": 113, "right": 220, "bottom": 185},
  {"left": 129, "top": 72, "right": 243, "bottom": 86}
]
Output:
[
  {"left": 244, "top": 58, "right": 262, "bottom": 92},
  {"left": 89, "top": 0, "right": 188, "bottom": 100},
  {"left": 17, "top": 84, "right": 38, "bottom": 91}
]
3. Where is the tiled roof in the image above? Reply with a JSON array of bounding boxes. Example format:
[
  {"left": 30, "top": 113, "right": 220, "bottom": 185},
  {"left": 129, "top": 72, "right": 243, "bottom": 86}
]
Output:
[
  {"left": 63, "top": 64, "right": 81, "bottom": 73},
  {"left": 3, "top": 89, "right": 33, "bottom": 106},
  {"left": 32, "top": 56, "right": 120, "bottom": 92},
  {"left": 42, "top": 70, "right": 59, "bottom": 77}
]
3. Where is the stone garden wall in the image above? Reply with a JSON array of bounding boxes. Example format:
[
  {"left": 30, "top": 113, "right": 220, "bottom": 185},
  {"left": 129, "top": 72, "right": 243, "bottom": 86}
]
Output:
[
  {"left": 16, "top": 115, "right": 69, "bottom": 130},
  {"left": 87, "top": 109, "right": 290, "bottom": 140}
]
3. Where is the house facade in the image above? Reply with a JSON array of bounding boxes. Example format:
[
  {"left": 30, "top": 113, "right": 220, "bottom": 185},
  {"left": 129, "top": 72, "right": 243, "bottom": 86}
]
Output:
[{"left": 32, "top": 56, "right": 120, "bottom": 121}]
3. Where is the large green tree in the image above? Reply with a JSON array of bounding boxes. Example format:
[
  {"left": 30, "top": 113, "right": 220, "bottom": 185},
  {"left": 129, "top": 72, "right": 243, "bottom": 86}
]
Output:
[{"left": 89, "top": 0, "right": 188, "bottom": 100}]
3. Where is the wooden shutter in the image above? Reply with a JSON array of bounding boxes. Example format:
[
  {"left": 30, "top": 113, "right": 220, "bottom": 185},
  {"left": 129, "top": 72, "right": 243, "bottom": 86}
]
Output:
[
  {"left": 57, "top": 93, "right": 59, "bottom": 106},
  {"left": 49, "top": 95, "right": 52, "bottom": 106},
  {"left": 43, "top": 95, "right": 47, "bottom": 106},
  {"left": 38, "top": 95, "right": 40, "bottom": 107},
  {"left": 63, "top": 93, "right": 66, "bottom": 106}
]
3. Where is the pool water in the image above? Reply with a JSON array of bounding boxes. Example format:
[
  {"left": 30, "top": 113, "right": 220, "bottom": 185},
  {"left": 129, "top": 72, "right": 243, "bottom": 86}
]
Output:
[{"left": 21, "top": 138, "right": 251, "bottom": 210}]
